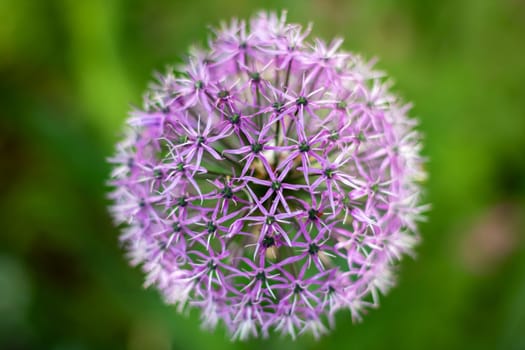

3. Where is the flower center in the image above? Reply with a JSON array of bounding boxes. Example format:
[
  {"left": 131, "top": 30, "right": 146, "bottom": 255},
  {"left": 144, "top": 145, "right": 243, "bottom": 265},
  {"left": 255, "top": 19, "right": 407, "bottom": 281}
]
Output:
[
  {"left": 298, "top": 142, "right": 310, "bottom": 152},
  {"left": 251, "top": 142, "right": 263, "bottom": 153},
  {"left": 221, "top": 186, "right": 234, "bottom": 199},
  {"left": 265, "top": 216, "right": 276, "bottom": 225},
  {"left": 296, "top": 96, "right": 308, "bottom": 106},
  {"left": 262, "top": 235, "right": 275, "bottom": 248}
]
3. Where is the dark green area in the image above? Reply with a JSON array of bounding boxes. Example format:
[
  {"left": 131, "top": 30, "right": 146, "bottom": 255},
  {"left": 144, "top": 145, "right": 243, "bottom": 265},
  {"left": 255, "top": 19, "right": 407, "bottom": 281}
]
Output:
[{"left": 1, "top": 0, "right": 524, "bottom": 349}]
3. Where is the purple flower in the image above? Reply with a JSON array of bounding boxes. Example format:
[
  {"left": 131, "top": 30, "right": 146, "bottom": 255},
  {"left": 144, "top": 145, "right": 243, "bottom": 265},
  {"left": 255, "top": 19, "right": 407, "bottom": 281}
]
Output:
[{"left": 108, "top": 11, "right": 428, "bottom": 340}]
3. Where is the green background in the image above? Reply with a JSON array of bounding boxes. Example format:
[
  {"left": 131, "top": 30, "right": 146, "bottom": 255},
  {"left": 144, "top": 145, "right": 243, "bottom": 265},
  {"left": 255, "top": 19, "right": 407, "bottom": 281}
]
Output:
[{"left": 1, "top": 0, "right": 525, "bottom": 349}]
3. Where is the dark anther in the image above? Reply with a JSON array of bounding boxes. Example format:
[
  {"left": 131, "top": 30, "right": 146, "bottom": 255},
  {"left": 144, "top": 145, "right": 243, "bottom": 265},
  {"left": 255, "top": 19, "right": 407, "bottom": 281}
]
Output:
[
  {"left": 127, "top": 158, "right": 134, "bottom": 168},
  {"left": 323, "top": 168, "right": 334, "bottom": 179},
  {"left": 296, "top": 96, "right": 308, "bottom": 106},
  {"left": 176, "top": 162, "right": 185, "bottom": 172},
  {"left": 221, "top": 186, "right": 233, "bottom": 199},
  {"left": 293, "top": 284, "right": 304, "bottom": 294},
  {"left": 153, "top": 168, "right": 163, "bottom": 180},
  {"left": 329, "top": 130, "right": 339, "bottom": 141},
  {"left": 249, "top": 72, "right": 261, "bottom": 83},
  {"left": 196, "top": 136, "right": 205, "bottom": 145},
  {"left": 272, "top": 101, "right": 284, "bottom": 113},
  {"left": 195, "top": 80, "right": 204, "bottom": 89},
  {"left": 229, "top": 113, "right": 241, "bottom": 125},
  {"left": 206, "top": 221, "right": 217, "bottom": 234},
  {"left": 239, "top": 42, "right": 247, "bottom": 49},
  {"left": 251, "top": 142, "right": 263, "bottom": 153},
  {"left": 265, "top": 216, "right": 276, "bottom": 225},
  {"left": 255, "top": 271, "right": 266, "bottom": 281},
  {"left": 217, "top": 90, "right": 229, "bottom": 99},
  {"left": 307, "top": 209, "right": 319, "bottom": 221},
  {"left": 298, "top": 142, "right": 310, "bottom": 152},
  {"left": 262, "top": 235, "right": 275, "bottom": 248},
  {"left": 207, "top": 260, "right": 217, "bottom": 270},
  {"left": 308, "top": 243, "right": 320, "bottom": 255},
  {"left": 138, "top": 199, "right": 146, "bottom": 208},
  {"left": 176, "top": 197, "right": 187, "bottom": 207}
]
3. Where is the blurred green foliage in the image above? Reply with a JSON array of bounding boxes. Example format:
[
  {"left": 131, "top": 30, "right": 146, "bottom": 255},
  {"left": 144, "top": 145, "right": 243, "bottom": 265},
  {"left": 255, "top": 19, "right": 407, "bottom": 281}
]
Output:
[{"left": 1, "top": 0, "right": 525, "bottom": 349}]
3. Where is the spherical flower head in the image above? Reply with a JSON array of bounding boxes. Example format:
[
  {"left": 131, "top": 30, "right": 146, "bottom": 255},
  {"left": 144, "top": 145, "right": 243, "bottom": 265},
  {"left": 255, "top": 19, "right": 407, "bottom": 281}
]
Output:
[{"left": 108, "top": 11, "right": 427, "bottom": 340}]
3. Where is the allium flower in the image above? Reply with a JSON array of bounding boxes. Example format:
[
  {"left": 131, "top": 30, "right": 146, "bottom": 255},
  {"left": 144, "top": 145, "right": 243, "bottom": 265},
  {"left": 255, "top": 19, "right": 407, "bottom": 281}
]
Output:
[{"left": 108, "top": 11, "right": 427, "bottom": 340}]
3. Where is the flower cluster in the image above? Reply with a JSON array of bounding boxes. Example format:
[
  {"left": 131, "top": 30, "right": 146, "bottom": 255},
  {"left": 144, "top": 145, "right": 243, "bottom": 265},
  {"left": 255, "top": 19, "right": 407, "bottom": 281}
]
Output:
[{"left": 108, "top": 11, "right": 427, "bottom": 340}]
